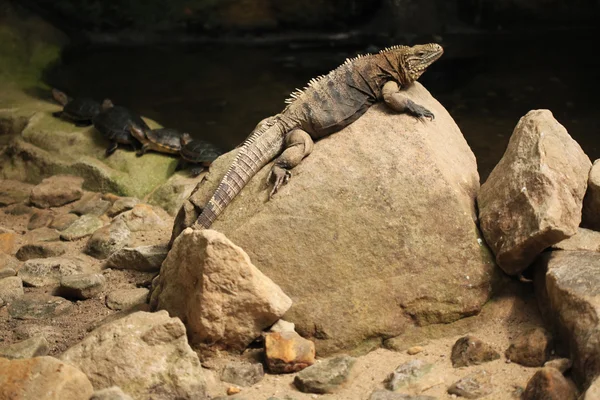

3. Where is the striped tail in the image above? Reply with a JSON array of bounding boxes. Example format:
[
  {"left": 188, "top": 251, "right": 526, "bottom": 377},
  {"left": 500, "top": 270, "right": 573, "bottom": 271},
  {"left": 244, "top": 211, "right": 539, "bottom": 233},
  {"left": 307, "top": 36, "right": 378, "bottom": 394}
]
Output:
[{"left": 195, "top": 117, "right": 287, "bottom": 229}]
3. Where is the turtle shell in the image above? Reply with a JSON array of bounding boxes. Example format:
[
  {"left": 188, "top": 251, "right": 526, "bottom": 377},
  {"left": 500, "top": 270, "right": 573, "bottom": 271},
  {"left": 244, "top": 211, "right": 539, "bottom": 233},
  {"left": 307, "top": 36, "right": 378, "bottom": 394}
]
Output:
[
  {"left": 146, "top": 128, "right": 183, "bottom": 153},
  {"left": 93, "top": 106, "right": 148, "bottom": 145},
  {"left": 63, "top": 98, "right": 101, "bottom": 121},
  {"left": 180, "top": 139, "right": 223, "bottom": 164}
]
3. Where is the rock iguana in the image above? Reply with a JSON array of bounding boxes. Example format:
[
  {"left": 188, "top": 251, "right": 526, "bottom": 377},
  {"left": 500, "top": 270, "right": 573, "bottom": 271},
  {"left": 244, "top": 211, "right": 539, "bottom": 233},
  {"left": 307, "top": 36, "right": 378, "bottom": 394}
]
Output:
[{"left": 195, "top": 43, "right": 444, "bottom": 229}]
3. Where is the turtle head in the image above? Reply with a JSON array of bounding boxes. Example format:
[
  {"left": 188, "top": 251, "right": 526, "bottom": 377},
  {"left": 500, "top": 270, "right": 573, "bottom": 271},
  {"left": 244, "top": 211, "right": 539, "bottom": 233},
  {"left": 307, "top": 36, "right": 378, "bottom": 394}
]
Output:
[
  {"left": 51, "top": 89, "right": 69, "bottom": 106},
  {"left": 101, "top": 99, "right": 114, "bottom": 111},
  {"left": 180, "top": 133, "right": 193, "bottom": 146},
  {"left": 128, "top": 123, "right": 146, "bottom": 142}
]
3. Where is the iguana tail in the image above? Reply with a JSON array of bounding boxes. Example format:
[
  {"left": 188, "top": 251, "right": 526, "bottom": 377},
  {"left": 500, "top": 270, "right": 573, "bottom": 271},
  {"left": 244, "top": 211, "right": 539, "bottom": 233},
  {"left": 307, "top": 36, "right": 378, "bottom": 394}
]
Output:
[{"left": 195, "top": 116, "right": 287, "bottom": 229}]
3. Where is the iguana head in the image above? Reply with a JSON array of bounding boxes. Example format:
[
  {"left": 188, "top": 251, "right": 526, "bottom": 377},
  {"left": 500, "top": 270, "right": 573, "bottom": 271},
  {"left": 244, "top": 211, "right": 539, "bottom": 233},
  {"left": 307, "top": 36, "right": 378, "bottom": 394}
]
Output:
[{"left": 384, "top": 43, "right": 443, "bottom": 84}]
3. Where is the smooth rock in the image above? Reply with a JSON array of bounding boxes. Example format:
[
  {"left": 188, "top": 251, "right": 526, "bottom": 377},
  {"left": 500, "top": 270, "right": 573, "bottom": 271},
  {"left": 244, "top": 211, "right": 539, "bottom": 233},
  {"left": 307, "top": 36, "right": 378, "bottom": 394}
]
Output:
[
  {"left": 478, "top": 109, "right": 591, "bottom": 275},
  {"left": 18, "top": 257, "right": 93, "bottom": 289},
  {"left": 71, "top": 192, "right": 111, "bottom": 216},
  {"left": 106, "top": 288, "right": 149, "bottom": 310},
  {"left": 105, "top": 244, "right": 168, "bottom": 272},
  {"left": 269, "top": 319, "right": 296, "bottom": 333},
  {"left": 59, "top": 273, "right": 106, "bottom": 300},
  {"left": 553, "top": 228, "right": 600, "bottom": 252},
  {"left": 451, "top": 335, "right": 500, "bottom": 367},
  {"left": 265, "top": 331, "right": 316, "bottom": 374},
  {"left": 84, "top": 220, "right": 131, "bottom": 259},
  {"left": 583, "top": 160, "right": 600, "bottom": 230},
  {"left": 59, "top": 310, "right": 207, "bottom": 399},
  {"left": 447, "top": 370, "right": 493, "bottom": 399},
  {"left": 27, "top": 208, "right": 54, "bottom": 229},
  {"left": 0, "top": 179, "right": 32, "bottom": 206},
  {"left": 23, "top": 227, "right": 60, "bottom": 243},
  {"left": 151, "top": 228, "right": 292, "bottom": 350},
  {"left": 89, "top": 387, "right": 134, "bottom": 400},
  {"left": 29, "top": 174, "right": 84, "bottom": 208},
  {"left": 16, "top": 241, "right": 67, "bottom": 261},
  {"left": 0, "top": 276, "right": 24, "bottom": 306},
  {"left": 106, "top": 197, "right": 139, "bottom": 217},
  {"left": 505, "top": 327, "right": 553, "bottom": 367},
  {"left": 114, "top": 204, "right": 167, "bottom": 232},
  {"left": 1, "top": 254, "right": 20, "bottom": 273},
  {"left": 544, "top": 358, "right": 572, "bottom": 373},
  {"left": 0, "top": 335, "right": 49, "bottom": 359},
  {"left": 220, "top": 361, "right": 265, "bottom": 387},
  {"left": 49, "top": 212, "right": 79, "bottom": 231},
  {"left": 368, "top": 391, "right": 437, "bottom": 400},
  {"left": 0, "top": 231, "right": 16, "bottom": 254},
  {"left": 0, "top": 356, "right": 94, "bottom": 400},
  {"left": 385, "top": 359, "right": 433, "bottom": 391},
  {"left": 60, "top": 214, "right": 104, "bottom": 241},
  {"left": 172, "top": 84, "right": 497, "bottom": 354},
  {"left": 8, "top": 294, "right": 73, "bottom": 319},
  {"left": 293, "top": 355, "right": 356, "bottom": 394},
  {"left": 0, "top": 266, "right": 17, "bottom": 278},
  {"left": 522, "top": 367, "right": 577, "bottom": 400},
  {"left": 407, "top": 346, "right": 424, "bottom": 355}
]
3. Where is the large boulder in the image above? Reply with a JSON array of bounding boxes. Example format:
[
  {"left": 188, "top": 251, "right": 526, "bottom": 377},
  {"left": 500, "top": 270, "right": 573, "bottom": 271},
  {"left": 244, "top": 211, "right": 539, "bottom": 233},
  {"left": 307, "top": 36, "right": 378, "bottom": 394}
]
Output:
[
  {"left": 171, "top": 83, "right": 497, "bottom": 354},
  {"left": 478, "top": 110, "right": 591, "bottom": 276}
]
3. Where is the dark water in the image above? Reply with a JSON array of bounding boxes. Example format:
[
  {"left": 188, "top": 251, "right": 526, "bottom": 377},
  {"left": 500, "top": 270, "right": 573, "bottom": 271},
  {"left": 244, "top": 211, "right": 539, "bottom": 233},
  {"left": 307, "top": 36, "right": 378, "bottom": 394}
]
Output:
[{"left": 46, "top": 30, "right": 600, "bottom": 180}]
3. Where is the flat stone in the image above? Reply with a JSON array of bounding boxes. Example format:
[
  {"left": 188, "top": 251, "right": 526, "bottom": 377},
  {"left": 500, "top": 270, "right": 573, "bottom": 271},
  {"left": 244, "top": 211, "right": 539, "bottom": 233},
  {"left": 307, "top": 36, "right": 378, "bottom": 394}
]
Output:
[
  {"left": 522, "top": 367, "right": 577, "bottom": 400},
  {"left": 8, "top": 294, "right": 73, "bottom": 320},
  {"left": 385, "top": 359, "right": 433, "bottom": 391},
  {"left": 583, "top": 159, "right": 600, "bottom": 230},
  {"left": 59, "top": 273, "right": 106, "bottom": 300},
  {"left": 60, "top": 214, "right": 104, "bottom": 241},
  {"left": 447, "top": 370, "right": 493, "bottom": 399},
  {"left": 114, "top": 204, "right": 167, "bottom": 232},
  {"left": 0, "top": 266, "right": 17, "bottom": 279},
  {"left": 265, "top": 331, "right": 315, "bottom": 374},
  {"left": 71, "top": 192, "right": 111, "bottom": 216},
  {"left": 23, "top": 227, "right": 60, "bottom": 243},
  {"left": 106, "top": 197, "right": 139, "bottom": 217},
  {"left": 106, "top": 288, "right": 149, "bottom": 310},
  {"left": 0, "top": 335, "right": 49, "bottom": 359},
  {"left": 0, "top": 179, "right": 32, "bottom": 206},
  {"left": 29, "top": 174, "right": 84, "bottom": 208},
  {"left": 105, "top": 243, "right": 167, "bottom": 272},
  {"left": 451, "top": 335, "right": 501, "bottom": 367},
  {"left": 90, "top": 386, "right": 134, "bottom": 400},
  {"left": 0, "top": 276, "right": 24, "bottom": 306},
  {"left": 220, "top": 361, "right": 265, "bottom": 387},
  {"left": 544, "top": 358, "right": 572, "bottom": 373},
  {"left": 27, "top": 209, "right": 54, "bottom": 230},
  {"left": 0, "top": 232, "right": 17, "bottom": 254},
  {"left": 293, "top": 355, "right": 356, "bottom": 394},
  {"left": 4, "top": 203, "right": 34, "bottom": 215},
  {"left": 84, "top": 220, "right": 131, "bottom": 259},
  {"left": 552, "top": 228, "right": 600, "bottom": 252},
  {"left": 16, "top": 242, "right": 67, "bottom": 261},
  {"left": 18, "top": 257, "right": 93, "bottom": 289},
  {"left": 368, "top": 391, "right": 437, "bottom": 400},
  {"left": 49, "top": 213, "right": 79, "bottom": 231}
]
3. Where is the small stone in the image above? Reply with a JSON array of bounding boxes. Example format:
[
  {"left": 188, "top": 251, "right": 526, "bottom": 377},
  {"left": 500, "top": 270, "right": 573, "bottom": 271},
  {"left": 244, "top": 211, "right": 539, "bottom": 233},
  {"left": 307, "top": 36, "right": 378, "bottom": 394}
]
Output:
[
  {"left": 84, "top": 220, "right": 131, "bottom": 259},
  {"left": 60, "top": 214, "right": 104, "bottom": 241},
  {"left": 0, "top": 253, "right": 20, "bottom": 272},
  {"left": 268, "top": 319, "right": 296, "bottom": 333},
  {"left": 221, "top": 361, "right": 265, "bottom": 387},
  {"left": 16, "top": 242, "right": 67, "bottom": 261},
  {"left": 4, "top": 203, "right": 33, "bottom": 215},
  {"left": 0, "top": 179, "right": 32, "bottom": 206},
  {"left": 407, "top": 346, "right": 424, "bottom": 355},
  {"left": 447, "top": 370, "right": 493, "bottom": 399},
  {"left": 0, "top": 276, "right": 24, "bottom": 306},
  {"left": 0, "top": 267, "right": 17, "bottom": 279},
  {"left": 368, "top": 390, "right": 437, "bottom": 400},
  {"left": 293, "top": 355, "right": 356, "bottom": 394},
  {"left": 49, "top": 213, "right": 79, "bottom": 231},
  {"left": 107, "top": 197, "right": 139, "bottom": 217},
  {"left": 451, "top": 335, "right": 501, "bottom": 367},
  {"left": 265, "top": 331, "right": 316, "bottom": 374},
  {"left": 29, "top": 175, "right": 84, "bottom": 208},
  {"left": 114, "top": 204, "right": 167, "bottom": 231},
  {"left": 227, "top": 386, "right": 242, "bottom": 395},
  {"left": 0, "top": 335, "right": 49, "bottom": 359},
  {"left": 59, "top": 273, "right": 106, "bottom": 300},
  {"left": 544, "top": 358, "right": 572, "bottom": 373},
  {"left": 106, "top": 288, "right": 149, "bottom": 310},
  {"left": 505, "top": 327, "right": 553, "bottom": 367},
  {"left": 522, "top": 367, "right": 577, "bottom": 400},
  {"left": 18, "top": 257, "right": 93, "bottom": 289},
  {"left": 0, "top": 232, "right": 17, "bottom": 254},
  {"left": 71, "top": 193, "right": 111, "bottom": 216},
  {"left": 385, "top": 359, "right": 433, "bottom": 391},
  {"left": 23, "top": 227, "right": 60, "bottom": 243},
  {"left": 90, "top": 386, "right": 134, "bottom": 400},
  {"left": 8, "top": 294, "right": 73, "bottom": 320},
  {"left": 105, "top": 244, "right": 167, "bottom": 272},
  {"left": 27, "top": 209, "right": 54, "bottom": 230}
]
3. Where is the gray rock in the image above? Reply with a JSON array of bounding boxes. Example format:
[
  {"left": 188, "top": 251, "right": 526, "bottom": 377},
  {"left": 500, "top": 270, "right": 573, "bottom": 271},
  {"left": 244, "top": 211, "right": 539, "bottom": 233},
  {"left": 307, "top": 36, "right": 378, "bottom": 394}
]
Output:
[
  {"left": 451, "top": 335, "right": 501, "bottom": 367},
  {"left": 220, "top": 361, "right": 265, "bottom": 387},
  {"left": 84, "top": 220, "right": 131, "bottom": 259},
  {"left": 105, "top": 244, "right": 168, "bottom": 272},
  {"left": 0, "top": 276, "right": 24, "bottom": 306},
  {"left": 60, "top": 214, "right": 104, "bottom": 241},
  {"left": 89, "top": 386, "right": 134, "bottom": 400},
  {"left": 0, "top": 179, "right": 32, "bottom": 206},
  {"left": 8, "top": 294, "right": 73, "bottom": 320},
  {"left": 18, "top": 257, "right": 93, "bottom": 289},
  {"left": 106, "top": 288, "right": 149, "bottom": 310},
  {"left": 0, "top": 335, "right": 49, "bottom": 359},
  {"left": 478, "top": 109, "right": 591, "bottom": 275},
  {"left": 16, "top": 242, "right": 67, "bottom": 261},
  {"left": 71, "top": 192, "right": 111, "bottom": 216},
  {"left": 385, "top": 359, "right": 433, "bottom": 391},
  {"left": 27, "top": 209, "right": 54, "bottom": 230},
  {"left": 49, "top": 213, "right": 79, "bottom": 231},
  {"left": 522, "top": 367, "right": 577, "bottom": 400},
  {"left": 368, "top": 391, "right": 437, "bottom": 400},
  {"left": 505, "top": 327, "right": 553, "bottom": 367},
  {"left": 583, "top": 159, "right": 600, "bottom": 230},
  {"left": 23, "top": 227, "right": 60, "bottom": 243},
  {"left": 59, "top": 273, "right": 106, "bottom": 300},
  {"left": 106, "top": 197, "right": 140, "bottom": 217},
  {"left": 29, "top": 175, "right": 84, "bottom": 208},
  {"left": 293, "top": 355, "right": 356, "bottom": 394},
  {"left": 447, "top": 370, "right": 493, "bottom": 399}
]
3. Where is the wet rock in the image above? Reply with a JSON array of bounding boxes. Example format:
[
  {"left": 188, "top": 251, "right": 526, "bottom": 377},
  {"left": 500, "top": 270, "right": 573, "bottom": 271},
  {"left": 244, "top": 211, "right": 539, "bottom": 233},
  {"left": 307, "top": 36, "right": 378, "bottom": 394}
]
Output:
[
  {"left": 59, "top": 273, "right": 106, "bottom": 300},
  {"left": 84, "top": 220, "right": 131, "bottom": 259},
  {"left": 27, "top": 209, "right": 54, "bottom": 229},
  {"left": 16, "top": 242, "right": 67, "bottom": 261},
  {"left": 49, "top": 212, "right": 79, "bottom": 231},
  {"left": 0, "top": 356, "right": 94, "bottom": 400},
  {"left": 0, "top": 335, "right": 49, "bottom": 359},
  {"left": 106, "top": 197, "right": 139, "bottom": 217},
  {"left": 265, "top": 331, "right": 315, "bottom": 374},
  {"left": 220, "top": 361, "right": 265, "bottom": 387},
  {"left": 23, "top": 227, "right": 60, "bottom": 243},
  {"left": 268, "top": 319, "right": 296, "bottom": 333},
  {"left": 29, "top": 174, "right": 84, "bottom": 208},
  {"left": 478, "top": 109, "right": 591, "bottom": 275},
  {"left": 151, "top": 228, "right": 292, "bottom": 350},
  {"left": 90, "top": 386, "right": 134, "bottom": 400},
  {"left": 368, "top": 391, "right": 437, "bottom": 400},
  {"left": 105, "top": 244, "right": 168, "bottom": 272},
  {"left": 583, "top": 159, "right": 600, "bottom": 230},
  {"left": 8, "top": 294, "right": 73, "bottom": 320},
  {"left": 505, "top": 327, "right": 553, "bottom": 367},
  {"left": 0, "top": 276, "right": 24, "bottom": 306},
  {"left": 544, "top": 358, "right": 572, "bottom": 373},
  {"left": 60, "top": 214, "right": 104, "bottom": 241},
  {"left": 59, "top": 310, "right": 207, "bottom": 399},
  {"left": 385, "top": 359, "right": 433, "bottom": 391},
  {"left": 0, "top": 179, "right": 32, "bottom": 206},
  {"left": 552, "top": 228, "right": 600, "bottom": 252},
  {"left": 293, "top": 355, "right": 356, "bottom": 394},
  {"left": 447, "top": 370, "right": 493, "bottom": 399},
  {"left": 106, "top": 288, "right": 149, "bottom": 310},
  {"left": 0, "top": 231, "right": 17, "bottom": 254},
  {"left": 114, "top": 204, "right": 167, "bottom": 232},
  {"left": 18, "top": 257, "right": 93, "bottom": 289},
  {"left": 5, "top": 203, "right": 34, "bottom": 215},
  {"left": 71, "top": 192, "right": 111, "bottom": 216},
  {"left": 451, "top": 335, "right": 501, "bottom": 367},
  {"left": 522, "top": 367, "right": 577, "bottom": 400}
]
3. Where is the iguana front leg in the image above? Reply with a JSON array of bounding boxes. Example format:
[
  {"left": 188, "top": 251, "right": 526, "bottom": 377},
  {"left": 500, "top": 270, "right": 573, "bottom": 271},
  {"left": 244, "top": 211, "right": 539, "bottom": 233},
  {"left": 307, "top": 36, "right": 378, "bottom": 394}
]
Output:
[
  {"left": 382, "top": 81, "right": 435, "bottom": 120},
  {"left": 268, "top": 128, "right": 314, "bottom": 198}
]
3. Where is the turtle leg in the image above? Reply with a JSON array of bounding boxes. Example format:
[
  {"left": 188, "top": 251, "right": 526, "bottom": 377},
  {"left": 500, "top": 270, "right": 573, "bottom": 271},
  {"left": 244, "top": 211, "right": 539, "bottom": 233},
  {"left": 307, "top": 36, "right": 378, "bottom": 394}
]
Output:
[
  {"left": 136, "top": 144, "right": 149, "bottom": 157},
  {"left": 105, "top": 141, "right": 118, "bottom": 156},
  {"left": 175, "top": 158, "right": 185, "bottom": 171},
  {"left": 74, "top": 120, "right": 92, "bottom": 127},
  {"left": 190, "top": 164, "right": 205, "bottom": 177}
]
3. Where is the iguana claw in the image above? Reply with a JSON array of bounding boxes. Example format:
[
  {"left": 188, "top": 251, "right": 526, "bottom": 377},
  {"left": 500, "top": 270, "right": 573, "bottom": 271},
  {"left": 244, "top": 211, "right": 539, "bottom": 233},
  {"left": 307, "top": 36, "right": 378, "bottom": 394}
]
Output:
[{"left": 268, "top": 166, "right": 291, "bottom": 199}]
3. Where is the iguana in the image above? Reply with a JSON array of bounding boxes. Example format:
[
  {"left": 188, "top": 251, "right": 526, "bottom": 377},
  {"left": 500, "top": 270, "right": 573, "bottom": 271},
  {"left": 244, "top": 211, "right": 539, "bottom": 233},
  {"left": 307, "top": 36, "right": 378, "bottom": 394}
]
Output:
[{"left": 194, "top": 43, "right": 444, "bottom": 229}]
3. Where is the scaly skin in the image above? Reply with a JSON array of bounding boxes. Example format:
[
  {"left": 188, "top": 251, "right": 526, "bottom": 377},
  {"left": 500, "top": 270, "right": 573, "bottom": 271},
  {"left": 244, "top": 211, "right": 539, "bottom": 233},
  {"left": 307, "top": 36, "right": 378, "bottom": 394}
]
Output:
[{"left": 195, "top": 43, "right": 444, "bottom": 229}]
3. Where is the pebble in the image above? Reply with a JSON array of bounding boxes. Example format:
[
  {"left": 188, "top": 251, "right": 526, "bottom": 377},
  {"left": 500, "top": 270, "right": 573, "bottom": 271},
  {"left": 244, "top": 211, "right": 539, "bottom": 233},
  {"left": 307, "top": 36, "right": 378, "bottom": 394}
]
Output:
[
  {"left": 59, "top": 273, "right": 106, "bottom": 300},
  {"left": 385, "top": 359, "right": 433, "bottom": 391},
  {"left": 407, "top": 346, "right": 424, "bottom": 355},
  {"left": 447, "top": 370, "right": 493, "bottom": 399},
  {"left": 84, "top": 220, "right": 131, "bottom": 260},
  {"left": 293, "top": 355, "right": 356, "bottom": 394},
  {"left": 451, "top": 335, "right": 501, "bottom": 367}
]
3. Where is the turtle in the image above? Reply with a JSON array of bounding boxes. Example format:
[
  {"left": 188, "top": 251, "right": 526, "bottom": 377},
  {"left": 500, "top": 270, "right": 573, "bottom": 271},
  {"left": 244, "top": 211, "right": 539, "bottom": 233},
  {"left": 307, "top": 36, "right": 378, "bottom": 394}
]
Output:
[
  {"left": 128, "top": 124, "right": 183, "bottom": 157},
  {"left": 177, "top": 133, "right": 223, "bottom": 176},
  {"left": 51, "top": 88, "right": 102, "bottom": 126},
  {"left": 92, "top": 99, "right": 148, "bottom": 156}
]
